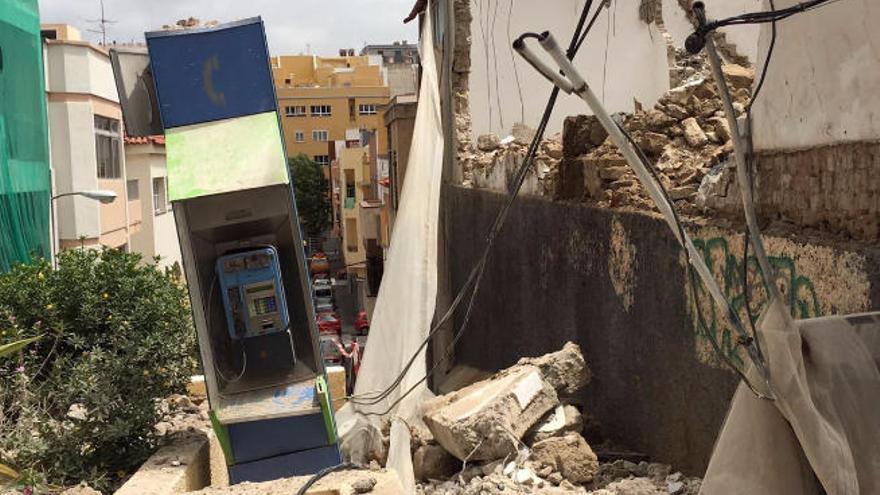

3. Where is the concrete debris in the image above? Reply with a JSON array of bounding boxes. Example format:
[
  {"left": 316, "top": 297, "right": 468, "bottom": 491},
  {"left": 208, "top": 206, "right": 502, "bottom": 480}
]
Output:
[
  {"left": 413, "top": 343, "right": 702, "bottom": 494},
  {"left": 681, "top": 118, "right": 708, "bottom": 148},
  {"left": 152, "top": 393, "right": 211, "bottom": 444},
  {"left": 512, "top": 122, "right": 538, "bottom": 146},
  {"left": 351, "top": 476, "right": 378, "bottom": 493},
  {"left": 477, "top": 133, "right": 501, "bottom": 152},
  {"left": 413, "top": 443, "right": 459, "bottom": 481},
  {"left": 720, "top": 64, "right": 755, "bottom": 90},
  {"left": 423, "top": 364, "right": 560, "bottom": 461},
  {"left": 530, "top": 432, "right": 599, "bottom": 484},
  {"left": 516, "top": 342, "right": 591, "bottom": 395},
  {"left": 525, "top": 403, "right": 584, "bottom": 444},
  {"left": 460, "top": 46, "right": 755, "bottom": 222},
  {"left": 552, "top": 61, "right": 753, "bottom": 217}
]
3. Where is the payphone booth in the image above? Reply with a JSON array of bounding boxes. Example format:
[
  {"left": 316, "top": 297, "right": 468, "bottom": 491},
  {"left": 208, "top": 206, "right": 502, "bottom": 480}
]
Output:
[{"left": 112, "top": 18, "right": 341, "bottom": 483}]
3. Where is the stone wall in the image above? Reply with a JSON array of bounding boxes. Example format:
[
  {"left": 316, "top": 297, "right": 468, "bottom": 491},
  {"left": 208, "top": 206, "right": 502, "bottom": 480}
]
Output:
[
  {"left": 752, "top": 142, "right": 880, "bottom": 241},
  {"left": 442, "top": 184, "right": 880, "bottom": 475}
]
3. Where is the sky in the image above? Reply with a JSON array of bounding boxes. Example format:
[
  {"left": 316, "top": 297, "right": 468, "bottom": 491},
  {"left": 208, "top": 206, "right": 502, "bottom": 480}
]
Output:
[{"left": 37, "top": 0, "right": 420, "bottom": 56}]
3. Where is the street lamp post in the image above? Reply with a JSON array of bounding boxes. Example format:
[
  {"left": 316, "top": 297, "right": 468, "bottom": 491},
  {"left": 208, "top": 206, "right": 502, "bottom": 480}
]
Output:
[{"left": 50, "top": 190, "right": 118, "bottom": 265}]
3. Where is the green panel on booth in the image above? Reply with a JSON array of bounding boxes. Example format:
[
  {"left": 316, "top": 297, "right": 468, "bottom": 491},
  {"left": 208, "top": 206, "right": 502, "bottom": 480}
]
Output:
[{"left": 165, "top": 112, "right": 288, "bottom": 201}]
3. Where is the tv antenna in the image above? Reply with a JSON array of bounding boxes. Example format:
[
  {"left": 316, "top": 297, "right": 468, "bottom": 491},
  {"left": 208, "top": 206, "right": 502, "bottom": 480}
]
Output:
[{"left": 86, "top": 0, "right": 117, "bottom": 46}]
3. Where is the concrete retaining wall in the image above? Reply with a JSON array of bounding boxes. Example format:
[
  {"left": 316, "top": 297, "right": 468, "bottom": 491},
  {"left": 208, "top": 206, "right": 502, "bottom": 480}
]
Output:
[{"left": 440, "top": 184, "right": 880, "bottom": 475}]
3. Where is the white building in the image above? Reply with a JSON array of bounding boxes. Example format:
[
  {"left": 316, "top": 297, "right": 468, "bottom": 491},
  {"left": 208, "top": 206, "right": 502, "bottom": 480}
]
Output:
[
  {"left": 124, "top": 135, "right": 182, "bottom": 269},
  {"left": 43, "top": 24, "right": 181, "bottom": 266}
]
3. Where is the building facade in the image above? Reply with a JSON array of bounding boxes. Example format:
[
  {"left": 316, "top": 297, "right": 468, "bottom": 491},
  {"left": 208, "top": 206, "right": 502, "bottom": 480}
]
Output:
[
  {"left": 124, "top": 135, "right": 182, "bottom": 269},
  {"left": 382, "top": 93, "right": 418, "bottom": 232},
  {"left": 361, "top": 41, "right": 420, "bottom": 98},
  {"left": 271, "top": 55, "right": 390, "bottom": 165},
  {"left": 43, "top": 25, "right": 140, "bottom": 250}
]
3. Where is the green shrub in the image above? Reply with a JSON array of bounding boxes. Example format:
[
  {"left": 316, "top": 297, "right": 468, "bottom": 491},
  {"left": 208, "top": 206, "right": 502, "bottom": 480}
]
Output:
[{"left": 0, "top": 249, "right": 197, "bottom": 491}]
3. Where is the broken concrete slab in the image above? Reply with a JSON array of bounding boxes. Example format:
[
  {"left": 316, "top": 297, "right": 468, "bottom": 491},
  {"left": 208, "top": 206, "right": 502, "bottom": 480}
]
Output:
[
  {"left": 423, "top": 364, "right": 559, "bottom": 461},
  {"left": 516, "top": 342, "right": 590, "bottom": 395},
  {"left": 529, "top": 432, "right": 599, "bottom": 484},
  {"left": 525, "top": 404, "right": 584, "bottom": 444},
  {"left": 116, "top": 432, "right": 210, "bottom": 495}
]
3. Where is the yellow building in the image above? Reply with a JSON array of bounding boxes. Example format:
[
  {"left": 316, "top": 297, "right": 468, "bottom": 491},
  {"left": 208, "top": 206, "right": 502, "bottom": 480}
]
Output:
[{"left": 271, "top": 55, "right": 390, "bottom": 165}]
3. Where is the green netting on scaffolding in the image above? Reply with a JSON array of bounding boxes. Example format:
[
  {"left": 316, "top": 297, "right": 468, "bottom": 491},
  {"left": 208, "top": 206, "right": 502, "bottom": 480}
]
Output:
[{"left": 0, "top": 0, "right": 51, "bottom": 272}]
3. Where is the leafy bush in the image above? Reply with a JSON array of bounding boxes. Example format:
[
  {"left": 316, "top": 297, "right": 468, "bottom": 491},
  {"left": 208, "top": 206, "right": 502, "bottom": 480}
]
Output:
[{"left": 0, "top": 249, "right": 197, "bottom": 491}]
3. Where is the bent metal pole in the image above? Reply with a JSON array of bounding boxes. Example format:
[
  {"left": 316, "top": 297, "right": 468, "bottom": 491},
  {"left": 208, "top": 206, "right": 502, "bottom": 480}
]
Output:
[{"left": 513, "top": 31, "right": 773, "bottom": 397}]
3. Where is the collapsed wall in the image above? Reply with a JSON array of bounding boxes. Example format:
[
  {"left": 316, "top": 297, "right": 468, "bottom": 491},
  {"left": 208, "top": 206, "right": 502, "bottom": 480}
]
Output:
[{"left": 440, "top": 0, "right": 880, "bottom": 475}]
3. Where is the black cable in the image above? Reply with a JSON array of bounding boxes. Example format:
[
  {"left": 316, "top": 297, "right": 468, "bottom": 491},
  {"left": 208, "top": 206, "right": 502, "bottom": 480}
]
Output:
[
  {"left": 616, "top": 122, "right": 771, "bottom": 399},
  {"left": 573, "top": 0, "right": 609, "bottom": 54},
  {"left": 347, "top": 0, "right": 596, "bottom": 411},
  {"left": 685, "top": 0, "right": 841, "bottom": 54},
  {"left": 294, "top": 462, "right": 361, "bottom": 495}
]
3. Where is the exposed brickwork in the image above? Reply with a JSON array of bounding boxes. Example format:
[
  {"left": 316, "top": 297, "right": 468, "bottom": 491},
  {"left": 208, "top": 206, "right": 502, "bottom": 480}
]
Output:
[{"left": 753, "top": 142, "right": 880, "bottom": 240}]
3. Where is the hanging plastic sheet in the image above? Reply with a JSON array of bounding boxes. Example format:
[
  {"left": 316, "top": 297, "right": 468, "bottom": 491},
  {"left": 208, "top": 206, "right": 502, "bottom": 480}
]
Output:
[
  {"left": 334, "top": 6, "right": 444, "bottom": 492},
  {"left": 701, "top": 301, "right": 880, "bottom": 494},
  {"left": 0, "top": 0, "right": 52, "bottom": 271}
]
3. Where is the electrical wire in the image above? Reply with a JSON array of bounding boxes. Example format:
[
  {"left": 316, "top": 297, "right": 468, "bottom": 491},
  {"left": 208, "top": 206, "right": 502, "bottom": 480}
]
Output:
[
  {"left": 506, "top": 0, "right": 525, "bottom": 123},
  {"left": 616, "top": 121, "right": 772, "bottom": 399},
  {"left": 346, "top": 0, "right": 597, "bottom": 412},
  {"left": 294, "top": 462, "right": 361, "bottom": 495}
]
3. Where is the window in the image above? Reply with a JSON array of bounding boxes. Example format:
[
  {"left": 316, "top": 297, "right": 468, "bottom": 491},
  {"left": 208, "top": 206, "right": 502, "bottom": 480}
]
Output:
[
  {"left": 285, "top": 105, "right": 306, "bottom": 117},
  {"left": 295, "top": 130, "right": 305, "bottom": 143},
  {"left": 127, "top": 179, "right": 139, "bottom": 200},
  {"left": 313, "top": 155, "right": 330, "bottom": 166},
  {"left": 359, "top": 104, "right": 377, "bottom": 116},
  {"left": 312, "top": 130, "right": 329, "bottom": 142},
  {"left": 95, "top": 115, "right": 121, "bottom": 178},
  {"left": 152, "top": 177, "right": 167, "bottom": 214},
  {"left": 310, "top": 105, "right": 331, "bottom": 117}
]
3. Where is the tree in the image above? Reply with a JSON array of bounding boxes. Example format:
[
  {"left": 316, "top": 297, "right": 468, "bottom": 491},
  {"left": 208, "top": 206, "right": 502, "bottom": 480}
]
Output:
[{"left": 289, "top": 154, "right": 331, "bottom": 235}]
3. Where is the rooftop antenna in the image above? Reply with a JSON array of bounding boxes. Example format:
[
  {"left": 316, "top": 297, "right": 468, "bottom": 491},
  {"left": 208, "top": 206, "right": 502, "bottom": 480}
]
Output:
[{"left": 86, "top": 0, "right": 117, "bottom": 46}]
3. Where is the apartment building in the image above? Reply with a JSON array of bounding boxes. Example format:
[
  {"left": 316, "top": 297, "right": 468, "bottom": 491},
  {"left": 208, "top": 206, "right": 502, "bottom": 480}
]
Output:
[
  {"left": 271, "top": 54, "right": 391, "bottom": 165},
  {"left": 361, "top": 41, "right": 419, "bottom": 98},
  {"left": 43, "top": 25, "right": 140, "bottom": 250}
]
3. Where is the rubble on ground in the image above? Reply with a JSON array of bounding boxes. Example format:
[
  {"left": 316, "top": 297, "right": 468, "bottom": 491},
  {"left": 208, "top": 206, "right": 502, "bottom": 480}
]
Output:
[
  {"left": 153, "top": 392, "right": 211, "bottom": 443},
  {"left": 407, "top": 343, "right": 702, "bottom": 494}
]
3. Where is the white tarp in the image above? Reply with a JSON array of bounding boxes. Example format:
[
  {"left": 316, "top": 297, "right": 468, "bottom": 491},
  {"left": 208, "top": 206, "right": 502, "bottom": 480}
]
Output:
[
  {"left": 701, "top": 301, "right": 880, "bottom": 494},
  {"left": 335, "top": 7, "right": 444, "bottom": 492}
]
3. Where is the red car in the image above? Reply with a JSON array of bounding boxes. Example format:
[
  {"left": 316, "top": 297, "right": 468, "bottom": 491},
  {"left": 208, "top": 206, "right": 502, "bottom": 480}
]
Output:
[
  {"left": 316, "top": 312, "right": 341, "bottom": 335},
  {"left": 355, "top": 311, "right": 370, "bottom": 335}
]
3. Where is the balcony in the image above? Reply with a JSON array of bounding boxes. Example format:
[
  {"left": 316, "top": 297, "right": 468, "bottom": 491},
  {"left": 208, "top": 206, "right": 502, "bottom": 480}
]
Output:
[{"left": 344, "top": 197, "right": 356, "bottom": 209}]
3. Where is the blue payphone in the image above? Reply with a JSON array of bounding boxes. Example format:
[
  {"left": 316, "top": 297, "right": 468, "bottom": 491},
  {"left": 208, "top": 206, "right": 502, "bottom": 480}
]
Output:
[{"left": 216, "top": 247, "right": 290, "bottom": 340}]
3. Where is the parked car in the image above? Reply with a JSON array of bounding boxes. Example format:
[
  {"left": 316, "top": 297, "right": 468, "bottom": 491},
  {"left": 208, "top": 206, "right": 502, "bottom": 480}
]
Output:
[
  {"left": 313, "top": 283, "right": 332, "bottom": 300},
  {"left": 316, "top": 311, "right": 342, "bottom": 334},
  {"left": 314, "top": 297, "right": 334, "bottom": 314},
  {"left": 309, "top": 252, "right": 330, "bottom": 275},
  {"left": 319, "top": 334, "right": 343, "bottom": 364},
  {"left": 355, "top": 310, "right": 369, "bottom": 335}
]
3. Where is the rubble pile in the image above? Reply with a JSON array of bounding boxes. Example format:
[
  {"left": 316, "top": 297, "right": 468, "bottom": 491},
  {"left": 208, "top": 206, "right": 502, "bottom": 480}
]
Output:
[
  {"left": 559, "top": 63, "right": 755, "bottom": 217},
  {"left": 152, "top": 392, "right": 210, "bottom": 442},
  {"left": 406, "top": 343, "right": 701, "bottom": 494},
  {"left": 462, "top": 124, "right": 563, "bottom": 197}
]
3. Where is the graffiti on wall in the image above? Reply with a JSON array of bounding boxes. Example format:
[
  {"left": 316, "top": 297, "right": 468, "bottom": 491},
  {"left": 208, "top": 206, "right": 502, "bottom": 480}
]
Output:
[{"left": 689, "top": 236, "right": 823, "bottom": 367}]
